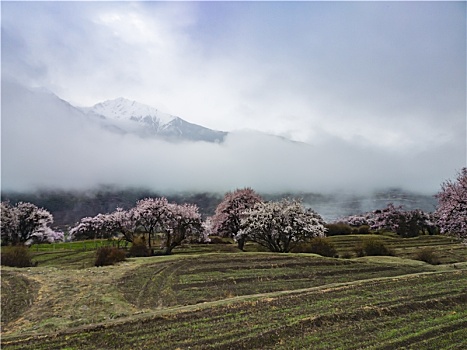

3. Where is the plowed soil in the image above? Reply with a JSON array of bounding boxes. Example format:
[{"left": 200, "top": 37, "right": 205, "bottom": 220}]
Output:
[{"left": 1, "top": 252, "right": 466, "bottom": 349}]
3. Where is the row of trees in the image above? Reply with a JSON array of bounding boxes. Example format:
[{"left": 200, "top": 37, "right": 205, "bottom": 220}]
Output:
[
  {"left": 68, "top": 190, "right": 326, "bottom": 254},
  {"left": 342, "top": 168, "right": 467, "bottom": 239},
  {"left": 340, "top": 204, "right": 438, "bottom": 237},
  {"left": 336, "top": 168, "right": 467, "bottom": 240},
  {"left": 70, "top": 198, "right": 205, "bottom": 255},
  {"left": 2, "top": 168, "right": 466, "bottom": 251},
  {"left": 212, "top": 169, "right": 467, "bottom": 242}
]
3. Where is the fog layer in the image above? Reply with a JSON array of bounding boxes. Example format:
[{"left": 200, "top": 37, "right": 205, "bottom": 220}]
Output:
[{"left": 2, "top": 80, "right": 464, "bottom": 195}]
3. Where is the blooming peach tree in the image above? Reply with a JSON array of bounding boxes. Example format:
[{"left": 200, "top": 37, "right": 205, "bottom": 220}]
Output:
[
  {"left": 1, "top": 201, "right": 55, "bottom": 245},
  {"left": 1, "top": 201, "right": 18, "bottom": 244},
  {"left": 71, "top": 207, "right": 140, "bottom": 243},
  {"left": 368, "top": 204, "right": 437, "bottom": 237},
  {"left": 435, "top": 168, "right": 467, "bottom": 239},
  {"left": 107, "top": 208, "right": 140, "bottom": 243},
  {"left": 69, "top": 197, "right": 204, "bottom": 254},
  {"left": 211, "top": 188, "right": 263, "bottom": 250},
  {"left": 161, "top": 203, "right": 203, "bottom": 254},
  {"left": 238, "top": 199, "right": 326, "bottom": 253},
  {"left": 134, "top": 197, "right": 172, "bottom": 248},
  {"left": 340, "top": 204, "right": 438, "bottom": 237},
  {"left": 70, "top": 213, "right": 114, "bottom": 240}
]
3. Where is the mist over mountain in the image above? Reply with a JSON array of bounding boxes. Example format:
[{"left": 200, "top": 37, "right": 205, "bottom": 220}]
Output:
[
  {"left": 1, "top": 79, "right": 452, "bottom": 227},
  {"left": 1, "top": 79, "right": 461, "bottom": 202}
]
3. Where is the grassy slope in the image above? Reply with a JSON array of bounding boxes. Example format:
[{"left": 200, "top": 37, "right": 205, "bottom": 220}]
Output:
[
  {"left": 116, "top": 254, "right": 437, "bottom": 308},
  {"left": 328, "top": 234, "right": 466, "bottom": 264},
  {"left": 3, "top": 270, "right": 466, "bottom": 349},
  {"left": 1, "top": 235, "right": 466, "bottom": 349}
]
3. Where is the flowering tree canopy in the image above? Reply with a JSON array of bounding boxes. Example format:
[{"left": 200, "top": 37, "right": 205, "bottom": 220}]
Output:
[
  {"left": 340, "top": 214, "right": 369, "bottom": 227},
  {"left": 161, "top": 203, "right": 203, "bottom": 254},
  {"left": 1, "top": 201, "right": 18, "bottom": 244},
  {"left": 339, "top": 204, "right": 438, "bottom": 237},
  {"left": 69, "top": 213, "right": 114, "bottom": 240},
  {"left": 435, "top": 168, "right": 467, "bottom": 239},
  {"left": 134, "top": 197, "right": 172, "bottom": 248},
  {"left": 69, "top": 198, "right": 204, "bottom": 254},
  {"left": 71, "top": 207, "right": 140, "bottom": 243},
  {"left": 1, "top": 201, "right": 55, "bottom": 245},
  {"left": 41, "top": 230, "right": 65, "bottom": 243},
  {"left": 238, "top": 199, "right": 326, "bottom": 253},
  {"left": 107, "top": 208, "right": 140, "bottom": 243},
  {"left": 369, "top": 204, "right": 437, "bottom": 237},
  {"left": 211, "top": 188, "right": 262, "bottom": 249}
]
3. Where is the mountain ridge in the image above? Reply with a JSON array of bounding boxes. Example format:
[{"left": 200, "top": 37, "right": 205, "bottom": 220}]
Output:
[
  {"left": 84, "top": 97, "right": 176, "bottom": 124},
  {"left": 81, "top": 97, "right": 227, "bottom": 142}
]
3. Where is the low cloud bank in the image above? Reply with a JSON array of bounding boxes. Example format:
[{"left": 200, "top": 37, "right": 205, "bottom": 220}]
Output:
[{"left": 2, "top": 81, "right": 464, "bottom": 195}]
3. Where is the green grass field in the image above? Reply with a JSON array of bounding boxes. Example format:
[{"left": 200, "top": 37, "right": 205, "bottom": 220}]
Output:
[{"left": 1, "top": 235, "right": 466, "bottom": 349}]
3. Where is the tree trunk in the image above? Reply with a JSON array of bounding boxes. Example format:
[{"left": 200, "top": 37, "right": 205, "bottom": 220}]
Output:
[
  {"left": 237, "top": 237, "right": 245, "bottom": 251},
  {"left": 148, "top": 231, "right": 152, "bottom": 251},
  {"left": 164, "top": 241, "right": 179, "bottom": 255}
]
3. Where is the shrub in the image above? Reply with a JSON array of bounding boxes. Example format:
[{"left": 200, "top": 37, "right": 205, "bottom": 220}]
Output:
[
  {"left": 129, "top": 236, "right": 150, "bottom": 257},
  {"left": 325, "top": 223, "right": 353, "bottom": 236},
  {"left": 415, "top": 248, "right": 440, "bottom": 265},
  {"left": 129, "top": 242, "right": 150, "bottom": 257},
  {"left": 292, "top": 237, "right": 338, "bottom": 257},
  {"left": 1, "top": 245, "right": 36, "bottom": 267},
  {"left": 95, "top": 247, "right": 126, "bottom": 266},
  {"left": 348, "top": 225, "right": 371, "bottom": 235},
  {"left": 358, "top": 225, "right": 371, "bottom": 234},
  {"left": 354, "top": 238, "right": 394, "bottom": 257}
]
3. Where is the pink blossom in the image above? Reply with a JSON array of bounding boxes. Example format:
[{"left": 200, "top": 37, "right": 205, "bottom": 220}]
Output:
[
  {"left": 211, "top": 188, "right": 262, "bottom": 249},
  {"left": 238, "top": 199, "right": 326, "bottom": 252},
  {"left": 1, "top": 201, "right": 54, "bottom": 245},
  {"left": 435, "top": 168, "right": 467, "bottom": 239}
]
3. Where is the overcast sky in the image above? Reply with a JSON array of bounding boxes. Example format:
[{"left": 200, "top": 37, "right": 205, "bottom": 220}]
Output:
[{"left": 1, "top": 1, "right": 466, "bottom": 194}]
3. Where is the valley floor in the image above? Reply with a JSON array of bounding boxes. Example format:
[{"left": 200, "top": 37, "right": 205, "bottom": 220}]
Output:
[{"left": 1, "top": 237, "right": 466, "bottom": 349}]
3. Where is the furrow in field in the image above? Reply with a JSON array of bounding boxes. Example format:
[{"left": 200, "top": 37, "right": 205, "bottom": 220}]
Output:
[
  {"left": 2, "top": 270, "right": 465, "bottom": 349},
  {"left": 117, "top": 254, "right": 436, "bottom": 308}
]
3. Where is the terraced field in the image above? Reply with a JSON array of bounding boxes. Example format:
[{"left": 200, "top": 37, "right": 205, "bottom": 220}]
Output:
[
  {"left": 328, "top": 234, "right": 466, "bottom": 263},
  {"left": 1, "top": 236, "right": 466, "bottom": 349},
  {"left": 116, "top": 254, "right": 436, "bottom": 308}
]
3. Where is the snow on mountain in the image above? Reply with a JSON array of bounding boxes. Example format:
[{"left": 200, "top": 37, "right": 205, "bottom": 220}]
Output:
[
  {"left": 87, "top": 97, "right": 176, "bottom": 125},
  {"left": 82, "top": 97, "right": 227, "bottom": 143}
]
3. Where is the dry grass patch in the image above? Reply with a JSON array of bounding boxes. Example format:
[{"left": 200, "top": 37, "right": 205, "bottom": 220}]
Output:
[{"left": 0, "top": 259, "right": 156, "bottom": 337}]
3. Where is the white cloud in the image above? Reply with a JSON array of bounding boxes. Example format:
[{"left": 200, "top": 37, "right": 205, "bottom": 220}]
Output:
[
  {"left": 1, "top": 2, "right": 465, "bottom": 194},
  {"left": 2, "top": 81, "right": 464, "bottom": 195}
]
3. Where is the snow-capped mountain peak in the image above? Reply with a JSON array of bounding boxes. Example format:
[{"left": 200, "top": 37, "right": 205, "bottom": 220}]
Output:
[
  {"left": 82, "top": 97, "right": 228, "bottom": 143},
  {"left": 89, "top": 97, "right": 176, "bottom": 125}
]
